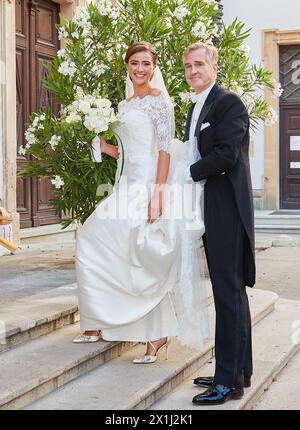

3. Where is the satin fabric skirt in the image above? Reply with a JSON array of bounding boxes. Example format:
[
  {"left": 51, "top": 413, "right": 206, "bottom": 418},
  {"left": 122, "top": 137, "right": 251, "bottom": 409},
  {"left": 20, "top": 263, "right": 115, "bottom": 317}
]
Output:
[{"left": 75, "top": 173, "right": 179, "bottom": 342}]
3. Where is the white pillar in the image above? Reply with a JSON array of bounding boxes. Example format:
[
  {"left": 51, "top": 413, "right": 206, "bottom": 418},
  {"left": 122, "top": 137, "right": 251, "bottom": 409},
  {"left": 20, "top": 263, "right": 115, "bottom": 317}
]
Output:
[{"left": 0, "top": 0, "right": 20, "bottom": 246}]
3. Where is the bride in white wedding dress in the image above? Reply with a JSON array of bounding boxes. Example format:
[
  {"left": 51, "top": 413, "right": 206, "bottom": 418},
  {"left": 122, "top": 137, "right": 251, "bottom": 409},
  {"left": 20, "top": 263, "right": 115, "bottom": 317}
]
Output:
[{"left": 74, "top": 42, "right": 209, "bottom": 362}]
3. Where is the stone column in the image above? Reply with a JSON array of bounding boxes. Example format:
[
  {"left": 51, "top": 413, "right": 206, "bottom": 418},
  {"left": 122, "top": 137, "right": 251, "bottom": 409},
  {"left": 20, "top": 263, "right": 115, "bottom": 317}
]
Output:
[{"left": 0, "top": 0, "right": 20, "bottom": 245}]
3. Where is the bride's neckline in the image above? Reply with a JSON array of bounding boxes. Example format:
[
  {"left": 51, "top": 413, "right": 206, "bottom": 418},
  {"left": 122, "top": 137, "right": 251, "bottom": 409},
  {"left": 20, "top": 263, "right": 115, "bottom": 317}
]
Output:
[{"left": 125, "top": 92, "right": 163, "bottom": 103}]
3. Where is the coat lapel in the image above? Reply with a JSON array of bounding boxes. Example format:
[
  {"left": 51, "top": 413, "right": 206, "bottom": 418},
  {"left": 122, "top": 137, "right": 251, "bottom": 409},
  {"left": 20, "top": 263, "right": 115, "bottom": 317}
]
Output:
[{"left": 184, "top": 103, "right": 195, "bottom": 142}]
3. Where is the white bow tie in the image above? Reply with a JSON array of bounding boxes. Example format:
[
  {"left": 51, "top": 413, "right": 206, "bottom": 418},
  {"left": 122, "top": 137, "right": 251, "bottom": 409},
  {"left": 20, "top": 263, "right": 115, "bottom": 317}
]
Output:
[{"left": 191, "top": 92, "right": 206, "bottom": 104}]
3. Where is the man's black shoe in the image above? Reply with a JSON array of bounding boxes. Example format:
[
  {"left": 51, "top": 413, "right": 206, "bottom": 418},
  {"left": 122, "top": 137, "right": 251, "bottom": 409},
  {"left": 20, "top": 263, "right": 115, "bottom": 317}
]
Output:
[
  {"left": 193, "top": 375, "right": 251, "bottom": 389},
  {"left": 192, "top": 384, "right": 244, "bottom": 405}
]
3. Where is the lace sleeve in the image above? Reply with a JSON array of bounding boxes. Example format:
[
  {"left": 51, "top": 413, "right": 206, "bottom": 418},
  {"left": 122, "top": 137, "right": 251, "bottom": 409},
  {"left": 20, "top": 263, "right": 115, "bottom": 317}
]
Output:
[{"left": 151, "top": 96, "right": 172, "bottom": 153}]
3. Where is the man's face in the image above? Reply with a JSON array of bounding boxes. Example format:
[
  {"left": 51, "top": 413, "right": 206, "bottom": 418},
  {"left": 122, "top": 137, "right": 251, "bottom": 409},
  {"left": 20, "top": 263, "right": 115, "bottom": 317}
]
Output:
[{"left": 184, "top": 48, "right": 217, "bottom": 93}]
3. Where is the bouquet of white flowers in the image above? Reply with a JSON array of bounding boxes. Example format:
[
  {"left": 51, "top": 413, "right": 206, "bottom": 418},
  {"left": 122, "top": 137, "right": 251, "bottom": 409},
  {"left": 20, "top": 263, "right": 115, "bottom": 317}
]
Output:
[{"left": 61, "top": 92, "right": 119, "bottom": 163}]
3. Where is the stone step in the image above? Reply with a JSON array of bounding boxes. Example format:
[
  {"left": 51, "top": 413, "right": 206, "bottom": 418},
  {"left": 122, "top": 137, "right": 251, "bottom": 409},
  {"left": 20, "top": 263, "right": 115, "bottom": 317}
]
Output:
[
  {"left": 17, "top": 288, "right": 277, "bottom": 410},
  {"left": 0, "top": 322, "right": 134, "bottom": 410},
  {"left": 0, "top": 284, "right": 79, "bottom": 353},
  {"left": 0, "top": 279, "right": 213, "bottom": 354},
  {"left": 20, "top": 224, "right": 76, "bottom": 246},
  {"left": 255, "top": 210, "right": 300, "bottom": 235},
  {"left": 149, "top": 298, "right": 300, "bottom": 410},
  {"left": 252, "top": 345, "right": 300, "bottom": 410}
]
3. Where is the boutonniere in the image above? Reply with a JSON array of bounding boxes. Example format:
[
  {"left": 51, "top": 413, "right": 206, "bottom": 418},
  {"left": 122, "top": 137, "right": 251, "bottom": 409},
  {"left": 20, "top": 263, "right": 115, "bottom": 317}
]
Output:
[{"left": 200, "top": 122, "right": 210, "bottom": 132}]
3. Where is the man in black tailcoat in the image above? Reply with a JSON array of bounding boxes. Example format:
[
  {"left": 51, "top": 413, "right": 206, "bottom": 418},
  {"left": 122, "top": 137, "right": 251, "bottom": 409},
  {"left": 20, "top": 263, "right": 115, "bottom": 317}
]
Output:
[{"left": 183, "top": 42, "right": 256, "bottom": 405}]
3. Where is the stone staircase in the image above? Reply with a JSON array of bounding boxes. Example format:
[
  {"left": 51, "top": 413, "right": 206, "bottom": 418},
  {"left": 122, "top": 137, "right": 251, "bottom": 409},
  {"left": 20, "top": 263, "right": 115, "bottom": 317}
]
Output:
[
  {"left": 2, "top": 282, "right": 297, "bottom": 410},
  {"left": 149, "top": 297, "right": 300, "bottom": 410},
  {"left": 255, "top": 210, "right": 300, "bottom": 235}
]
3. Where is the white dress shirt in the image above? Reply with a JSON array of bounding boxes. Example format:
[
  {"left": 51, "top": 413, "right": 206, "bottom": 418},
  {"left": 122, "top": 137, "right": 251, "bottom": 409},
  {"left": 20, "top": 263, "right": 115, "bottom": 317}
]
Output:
[
  {"left": 189, "top": 81, "right": 215, "bottom": 143},
  {"left": 187, "top": 81, "right": 216, "bottom": 181}
]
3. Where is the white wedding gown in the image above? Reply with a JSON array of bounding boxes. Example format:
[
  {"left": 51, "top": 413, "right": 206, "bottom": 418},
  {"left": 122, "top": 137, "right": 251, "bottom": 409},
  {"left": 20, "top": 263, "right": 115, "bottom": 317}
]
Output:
[{"left": 76, "top": 93, "right": 209, "bottom": 349}]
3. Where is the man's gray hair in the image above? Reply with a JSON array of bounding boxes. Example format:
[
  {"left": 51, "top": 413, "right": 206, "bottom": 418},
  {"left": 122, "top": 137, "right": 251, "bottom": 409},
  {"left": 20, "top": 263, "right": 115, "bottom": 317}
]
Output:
[{"left": 183, "top": 42, "right": 219, "bottom": 65}]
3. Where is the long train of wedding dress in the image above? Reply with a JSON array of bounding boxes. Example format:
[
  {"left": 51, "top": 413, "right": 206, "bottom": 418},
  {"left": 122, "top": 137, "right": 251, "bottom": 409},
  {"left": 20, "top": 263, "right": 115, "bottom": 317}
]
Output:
[{"left": 75, "top": 93, "right": 209, "bottom": 349}]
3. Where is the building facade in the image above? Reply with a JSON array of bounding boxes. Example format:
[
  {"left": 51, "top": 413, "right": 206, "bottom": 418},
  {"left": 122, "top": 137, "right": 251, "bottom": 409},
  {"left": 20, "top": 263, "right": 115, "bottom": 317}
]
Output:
[
  {"left": 223, "top": 0, "right": 300, "bottom": 211},
  {"left": 0, "top": 0, "right": 300, "bottom": 247}
]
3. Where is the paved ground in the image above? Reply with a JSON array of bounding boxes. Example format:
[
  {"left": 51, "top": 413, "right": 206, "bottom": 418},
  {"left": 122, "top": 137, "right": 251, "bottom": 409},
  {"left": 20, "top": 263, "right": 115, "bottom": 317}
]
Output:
[
  {"left": 256, "top": 244, "right": 300, "bottom": 301},
  {"left": 1, "top": 233, "right": 300, "bottom": 303},
  {"left": 0, "top": 241, "right": 75, "bottom": 304}
]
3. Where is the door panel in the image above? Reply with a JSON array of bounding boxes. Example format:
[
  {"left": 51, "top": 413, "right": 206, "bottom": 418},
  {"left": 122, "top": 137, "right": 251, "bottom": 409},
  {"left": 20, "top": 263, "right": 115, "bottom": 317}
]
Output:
[
  {"left": 279, "top": 45, "right": 300, "bottom": 209},
  {"left": 16, "top": 0, "right": 61, "bottom": 228},
  {"left": 279, "top": 106, "right": 300, "bottom": 209}
]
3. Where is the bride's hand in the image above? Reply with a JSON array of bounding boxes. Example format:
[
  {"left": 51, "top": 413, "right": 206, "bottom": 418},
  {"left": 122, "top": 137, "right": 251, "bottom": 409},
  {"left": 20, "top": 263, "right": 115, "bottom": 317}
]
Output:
[
  {"left": 147, "top": 191, "right": 163, "bottom": 224},
  {"left": 99, "top": 136, "right": 107, "bottom": 154}
]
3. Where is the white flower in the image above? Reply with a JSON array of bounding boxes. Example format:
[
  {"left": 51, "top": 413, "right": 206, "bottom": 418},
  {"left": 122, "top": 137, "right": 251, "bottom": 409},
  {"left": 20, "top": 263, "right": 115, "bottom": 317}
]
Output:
[
  {"left": 210, "top": 24, "right": 219, "bottom": 37},
  {"left": 74, "top": 86, "right": 85, "bottom": 98},
  {"left": 18, "top": 146, "right": 27, "bottom": 156},
  {"left": 72, "top": 6, "right": 90, "bottom": 29},
  {"left": 57, "top": 49, "right": 66, "bottom": 58},
  {"left": 83, "top": 37, "right": 93, "bottom": 49},
  {"left": 51, "top": 175, "right": 64, "bottom": 189},
  {"left": 173, "top": 6, "right": 189, "bottom": 20},
  {"left": 204, "top": 0, "right": 219, "bottom": 8},
  {"left": 236, "top": 87, "right": 244, "bottom": 97},
  {"left": 110, "top": 9, "right": 120, "bottom": 20},
  {"left": 49, "top": 135, "right": 61, "bottom": 150},
  {"left": 106, "top": 49, "right": 114, "bottom": 61},
  {"left": 84, "top": 112, "right": 109, "bottom": 133},
  {"left": 192, "top": 21, "right": 208, "bottom": 39},
  {"left": 239, "top": 44, "right": 251, "bottom": 55},
  {"left": 71, "top": 31, "right": 79, "bottom": 39},
  {"left": 92, "top": 63, "right": 109, "bottom": 77},
  {"left": 242, "top": 93, "right": 256, "bottom": 111},
  {"left": 265, "top": 105, "right": 278, "bottom": 126},
  {"left": 58, "top": 27, "right": 68, "bottom": 40},
  {"left": 58, "top": 60, "right": 77, "bottom": 78},
  {"left": 179, "top": 92, "right": 191, "bottom": 103},
  {"left": 32, "top": 113, "right": 44, "bottom": 128},
  {"left": 92, "top": 0, "right": 120, "bottom": 18},
  {"left": 272, "top": 79, "right": 284, "bottom": 98},
  {"left": 25, "top": 129, "right": 37, "bottom": 145},
  {"left": 78, "top": 100, "right": 92, "bottom": 115},
  {"left": 228, "top": 81, "right": 241, "bottom": 94},
  {"left": 65, "top": 113, "right": 81, "bottom": 123},
  {"left": 95, "top": 98, "right": 111, "bottom": 109}
]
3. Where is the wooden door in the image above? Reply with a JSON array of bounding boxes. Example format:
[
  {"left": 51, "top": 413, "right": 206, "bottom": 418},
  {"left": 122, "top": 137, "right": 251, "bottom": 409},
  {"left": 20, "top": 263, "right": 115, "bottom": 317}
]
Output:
[
  {"left": 279, "top": 45, "right": 300, "bottom": 209},
  {"left": 16, "top": 0, "right": 61, "bottom": 228}
]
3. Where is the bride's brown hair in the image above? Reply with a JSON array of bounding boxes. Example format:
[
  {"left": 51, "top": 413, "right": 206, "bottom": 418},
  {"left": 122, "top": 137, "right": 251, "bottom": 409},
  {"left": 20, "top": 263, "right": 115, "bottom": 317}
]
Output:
[{"left": 125, "top": 42, "right": 158, "bottom": 66}]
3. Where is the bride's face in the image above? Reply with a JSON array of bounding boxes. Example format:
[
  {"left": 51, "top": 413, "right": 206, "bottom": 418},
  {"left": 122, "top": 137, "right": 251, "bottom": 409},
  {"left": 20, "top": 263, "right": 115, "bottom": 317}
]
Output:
[{"left": 126, "top": 51, "right": 155, "bottom": 87}]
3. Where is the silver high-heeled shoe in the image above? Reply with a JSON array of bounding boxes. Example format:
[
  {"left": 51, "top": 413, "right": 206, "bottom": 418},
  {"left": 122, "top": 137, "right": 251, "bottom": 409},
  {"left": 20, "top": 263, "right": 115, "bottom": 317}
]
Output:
[
  {"left": 132, "top": 338, "right": 171, "bottom": 364},
  {"left": 73, "top": 331, "right": 102, "bottom": 343}
]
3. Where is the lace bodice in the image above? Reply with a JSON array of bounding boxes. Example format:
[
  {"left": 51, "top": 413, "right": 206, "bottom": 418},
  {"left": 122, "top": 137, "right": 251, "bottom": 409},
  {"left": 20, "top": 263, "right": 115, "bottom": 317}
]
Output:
[{"left": 117, "top": 93, "right": 172, "bottom": 153}]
